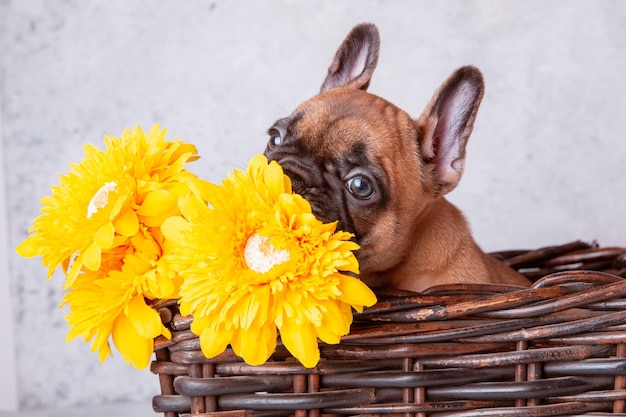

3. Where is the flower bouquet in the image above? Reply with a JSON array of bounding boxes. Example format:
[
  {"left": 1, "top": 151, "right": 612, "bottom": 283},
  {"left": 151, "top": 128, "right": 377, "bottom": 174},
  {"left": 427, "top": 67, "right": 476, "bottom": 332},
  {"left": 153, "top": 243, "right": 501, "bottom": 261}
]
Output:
[{"left": 17, "top": 125, "right": 377, "bottom": 370}]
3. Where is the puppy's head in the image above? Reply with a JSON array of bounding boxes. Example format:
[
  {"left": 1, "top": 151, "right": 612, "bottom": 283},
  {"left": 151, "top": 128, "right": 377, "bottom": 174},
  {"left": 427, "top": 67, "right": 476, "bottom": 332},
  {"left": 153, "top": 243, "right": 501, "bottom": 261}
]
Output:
[{"left": 264, "top": 23, "right": 484, "bottom": 275}]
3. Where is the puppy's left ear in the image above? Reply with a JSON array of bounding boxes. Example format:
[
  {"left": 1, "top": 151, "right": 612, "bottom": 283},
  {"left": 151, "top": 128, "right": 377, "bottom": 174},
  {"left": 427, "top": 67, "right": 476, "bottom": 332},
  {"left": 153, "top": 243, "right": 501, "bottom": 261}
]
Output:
[
  {"left": 320, "top": 23, "right": 380, "bottom": 93},
  {"left": 416, "top": 66, "right": 485, "bottom": 195}
]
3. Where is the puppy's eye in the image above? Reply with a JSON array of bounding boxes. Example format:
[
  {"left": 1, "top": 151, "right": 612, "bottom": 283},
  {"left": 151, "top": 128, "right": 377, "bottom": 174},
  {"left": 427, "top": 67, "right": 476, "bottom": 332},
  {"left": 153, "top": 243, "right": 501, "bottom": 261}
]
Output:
[
  {"left": 347, "top": 176, "right": 374, "bottom": 199},
  {"left": 268, "top": 133, "right": 282, "bottom": 148}
]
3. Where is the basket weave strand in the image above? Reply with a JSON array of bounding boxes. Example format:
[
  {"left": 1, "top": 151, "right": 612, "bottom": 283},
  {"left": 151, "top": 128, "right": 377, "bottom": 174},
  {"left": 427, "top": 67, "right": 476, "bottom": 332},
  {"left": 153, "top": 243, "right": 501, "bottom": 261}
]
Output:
[{"left": 151, "top": 241, "right": 626, "bottom": 416}]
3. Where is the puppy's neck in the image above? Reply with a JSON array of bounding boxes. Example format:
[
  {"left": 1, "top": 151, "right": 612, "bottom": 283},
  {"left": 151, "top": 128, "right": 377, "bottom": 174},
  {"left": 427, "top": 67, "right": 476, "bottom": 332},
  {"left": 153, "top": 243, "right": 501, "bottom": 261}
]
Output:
[{"left": 361, "top": 198, "right": 523, "bottom": 292}]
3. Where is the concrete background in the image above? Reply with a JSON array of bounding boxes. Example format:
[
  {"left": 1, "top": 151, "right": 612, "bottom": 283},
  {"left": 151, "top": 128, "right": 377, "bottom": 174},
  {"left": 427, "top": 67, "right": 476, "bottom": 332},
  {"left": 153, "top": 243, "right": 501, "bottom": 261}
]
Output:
[{"left": 1, "top": 0, "right": 625, "bottom": 412}]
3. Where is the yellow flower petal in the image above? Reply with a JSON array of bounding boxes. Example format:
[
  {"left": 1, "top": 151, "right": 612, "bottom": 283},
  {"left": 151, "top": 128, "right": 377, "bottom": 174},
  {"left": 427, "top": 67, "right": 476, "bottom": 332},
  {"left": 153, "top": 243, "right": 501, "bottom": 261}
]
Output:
[
  {"left": 314, "top": 300, "right": 350, "bottom": 344},
  {"left": 65, "top": 258, "right": 83, "bottom": 286},
  {"left": 124, "top": 253, "right": 152, "bottom": 276},
  {"left": 198, "top": 326, "right": 234, "bottom": 359},
  {"left": 279, "top": 319, "right": 319, "bottom": 368},
  {"left": 130, "top": 230, "right": 161, "bottom": 259},
  {"left": 82, "top": 242, "right": 101, "bottom": 272},
  {"left": 246, "top": 154, "right": 268, "bottom": 179},
  {"left": 96, "top": 340, "right": 113, "bottom": 363},
  {"left": 161, "top": 216, "right": 192, "bottom": 244},
  {"left": 94, "top": 221, "right": 115, "bottom": 249},
  {"left": 127, "top": 295, "right": 162, "bottom": 339},
  {"left": 91, "top": 323, "right": 115, "bottom": 363},
  {"left": 112, "top": 312, "right": 153, "bottom": 369},
  {"left": 139, "top": 211, "right": 180, "bottom": 228},
  {"left": 113, "top": 209, "right": 140, "bottom": 237},
  {"left": 265, "top": 161, "right": 291, "bottom": 198},
  {"left": 150, "top": 269, "right": 176, "bottom": 299},
  {"left": 15, "top": 236, "right": 40, "bottom": 258},
  {"left": 137, "top": 189, "right": 177, "bottom": 217},
  {"left": 231, "top": 325, "right": 276, "bottom": 366},
  {"left": 337, "top": 275, "right": 377, "bottom": 310}
]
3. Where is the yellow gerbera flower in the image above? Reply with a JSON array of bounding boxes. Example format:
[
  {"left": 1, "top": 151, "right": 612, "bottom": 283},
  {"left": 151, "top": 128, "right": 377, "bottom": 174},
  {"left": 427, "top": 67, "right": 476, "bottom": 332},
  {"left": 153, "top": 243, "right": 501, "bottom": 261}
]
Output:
[
  {"left": 162, "top": 154, "right": 377, "bottom": 368},
  {"left": 17, "top": 124, "right": 209, "bottom": 286},
  {"left": 16, "top": 125, "right": 210, "bottom": 368}
]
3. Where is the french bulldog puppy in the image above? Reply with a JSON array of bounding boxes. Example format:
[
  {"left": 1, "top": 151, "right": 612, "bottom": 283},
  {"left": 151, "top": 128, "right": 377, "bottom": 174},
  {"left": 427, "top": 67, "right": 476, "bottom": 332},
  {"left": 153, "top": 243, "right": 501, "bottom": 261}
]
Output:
[{"left": 264, "top": 23, "right": 530, "bottom": 292}]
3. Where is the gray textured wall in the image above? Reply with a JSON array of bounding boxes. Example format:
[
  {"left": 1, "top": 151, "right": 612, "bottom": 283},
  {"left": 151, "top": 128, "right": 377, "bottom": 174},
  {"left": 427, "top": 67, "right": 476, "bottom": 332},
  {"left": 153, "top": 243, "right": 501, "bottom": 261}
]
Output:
[{"left": 1, "top": 0, "right": 625, "bottom": 411}]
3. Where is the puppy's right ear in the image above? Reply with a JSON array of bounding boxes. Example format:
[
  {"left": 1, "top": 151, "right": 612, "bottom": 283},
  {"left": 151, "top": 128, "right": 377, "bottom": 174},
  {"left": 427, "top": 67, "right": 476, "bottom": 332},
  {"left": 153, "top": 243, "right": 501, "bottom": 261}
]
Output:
[{"left": 320, "top": 23, "right": 380, "bottom": 93}]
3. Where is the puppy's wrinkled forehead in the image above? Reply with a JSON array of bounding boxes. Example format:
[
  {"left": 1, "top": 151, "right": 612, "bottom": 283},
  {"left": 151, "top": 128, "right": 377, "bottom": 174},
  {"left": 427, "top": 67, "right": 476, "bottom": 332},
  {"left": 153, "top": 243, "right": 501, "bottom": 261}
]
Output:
[{"left": 272, "top": 89, "right": 415, "bottom": 163}]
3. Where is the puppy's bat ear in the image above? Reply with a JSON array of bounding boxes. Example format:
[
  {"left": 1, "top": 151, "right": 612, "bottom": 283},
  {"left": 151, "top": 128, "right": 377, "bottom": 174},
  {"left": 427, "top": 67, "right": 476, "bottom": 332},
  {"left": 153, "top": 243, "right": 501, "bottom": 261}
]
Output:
[
  {"left": 416, "top": 66, "right": 485, "bottom": 195},
  {"left": 320, "top": 23, "right": 380, "bottom": 93}
]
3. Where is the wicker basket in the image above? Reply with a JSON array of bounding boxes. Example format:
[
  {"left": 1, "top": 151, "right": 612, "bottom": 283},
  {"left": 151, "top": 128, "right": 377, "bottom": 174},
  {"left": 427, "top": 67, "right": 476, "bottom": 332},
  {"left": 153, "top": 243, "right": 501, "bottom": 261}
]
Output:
[{"left": 151, "top": 241, "right": 626, "bottom": 417}]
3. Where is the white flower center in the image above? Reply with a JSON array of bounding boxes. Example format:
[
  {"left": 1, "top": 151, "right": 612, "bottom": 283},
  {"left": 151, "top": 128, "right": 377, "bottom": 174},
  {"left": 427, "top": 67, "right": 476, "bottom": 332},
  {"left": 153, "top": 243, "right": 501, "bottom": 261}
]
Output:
[
  {"left": 244, "top": 233, "right": 290, "bottom": 273},
  {"left": 87, "top": 182, "right": 117, "bottom": 219}
]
